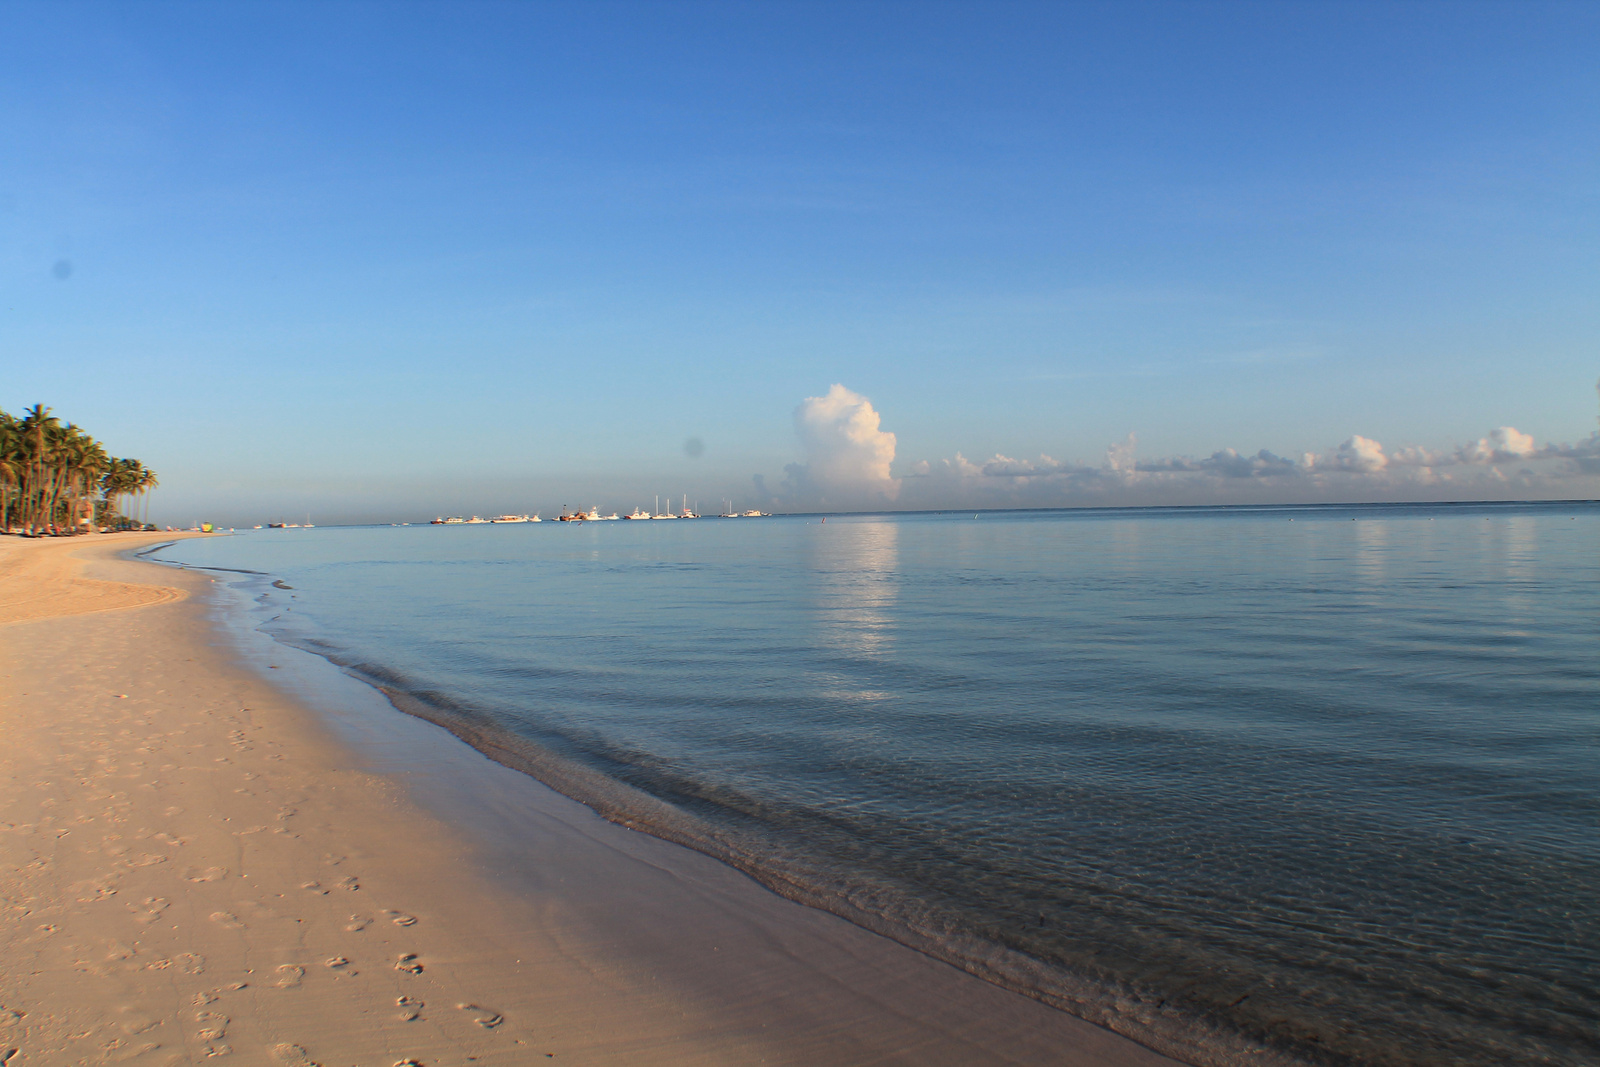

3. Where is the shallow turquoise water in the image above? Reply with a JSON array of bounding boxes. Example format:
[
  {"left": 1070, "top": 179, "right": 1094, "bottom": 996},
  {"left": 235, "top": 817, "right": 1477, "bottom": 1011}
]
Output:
[{"left": 154, "top": 503, "right": 1600, "bottom": 1066}]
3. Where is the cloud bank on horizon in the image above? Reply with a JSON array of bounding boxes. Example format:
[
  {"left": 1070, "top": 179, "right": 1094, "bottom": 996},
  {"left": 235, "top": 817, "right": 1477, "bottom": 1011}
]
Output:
[{"left": 764, "top": 383, "right": 1600, "bottom": 512}]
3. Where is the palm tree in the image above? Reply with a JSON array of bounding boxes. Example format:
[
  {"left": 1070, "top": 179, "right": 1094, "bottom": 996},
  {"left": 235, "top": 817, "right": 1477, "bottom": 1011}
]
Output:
[
  {"left": 0, "top": 404, "right": 154, "bottom": 535},
  {"left": 0, "top": 411, "right": 19, "bottom": 532},
  {"left": 17, "top": 405, "right": 63, "bottom": 534},
  {"left": 136, "top": 464, "right": 159, "bottom": 526}
]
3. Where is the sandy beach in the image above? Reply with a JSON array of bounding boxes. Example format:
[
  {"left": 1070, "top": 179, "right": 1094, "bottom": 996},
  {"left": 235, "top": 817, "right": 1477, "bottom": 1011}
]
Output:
[{"left": 0, "top": 532, "right": 1180, "bottom": 1067}]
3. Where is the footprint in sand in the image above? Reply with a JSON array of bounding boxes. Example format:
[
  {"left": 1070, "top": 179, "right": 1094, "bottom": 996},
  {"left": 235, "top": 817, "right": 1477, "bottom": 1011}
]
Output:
[
  {"left": 395, "top": 996, "right": 423, "bottom": 1021},
  {"left": 145, "top": 952, "right": 205, "bottom": 975},
  {"left": 394, "top": 954, "right": 424, "bottom": 975},
  {"left": 457, "top": 1003, "right": 504, "bottom": 1029},
  {"left": 123, "top": 852, "right": 169, "bottom": 868},
  {"left": 183, "top": 866, "right": 228, "bottom": 883},
  {"left": 345, "top": 914, "right": 373, "bottom": 932},
  {"left": 195, "top": 1009, "right": 229, "bottom": 1042},
  {"left": 70, "top": 875, "right": 121, "bottom": 901},
  {"left": 273, "top": 965, "right": 305, "bottom": 989},
  {"left": 324, "top": 957, "right": 356, "bottom": 975},
  {"left": 384, "top": 909, "right": 417, "bottom": 927},
  {"left": 271, "top": 1043, "right": 321, "bottom": 1066},
  {"left": 333, "top": 876, "right": 360, "bottom": 891},
  {"left": 130, "top": 897, "right": 170, "bottom": 924},
  {"left": 118, "top": 1008, "right": 160, "bottom": 1036},
  {"left": 210, "top": 911, "right": 245, "bottom": 929}
]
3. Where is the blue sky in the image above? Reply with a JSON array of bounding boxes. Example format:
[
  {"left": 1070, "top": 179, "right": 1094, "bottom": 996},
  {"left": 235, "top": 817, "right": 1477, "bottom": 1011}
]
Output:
[{"left": 3, "top": 1, "right": 1597, "bottom": 521}]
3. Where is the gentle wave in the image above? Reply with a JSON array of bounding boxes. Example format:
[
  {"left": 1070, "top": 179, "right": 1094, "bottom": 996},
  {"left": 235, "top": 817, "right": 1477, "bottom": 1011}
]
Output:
[{"left": 155, "top": 504, "right": 1600, "bottom": 1066}]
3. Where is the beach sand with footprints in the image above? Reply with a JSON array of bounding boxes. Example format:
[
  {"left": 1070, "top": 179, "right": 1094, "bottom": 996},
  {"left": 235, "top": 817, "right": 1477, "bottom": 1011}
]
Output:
[{"left": 0, "top": 533, "right": 1176, "bottom": 1067}]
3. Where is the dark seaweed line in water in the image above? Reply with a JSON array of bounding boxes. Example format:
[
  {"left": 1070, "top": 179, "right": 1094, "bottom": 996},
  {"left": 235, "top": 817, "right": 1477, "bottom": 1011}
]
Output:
[
  {"left": 363, "top": 684, "right": 1296, "bottom": 1067},
  {"left": 257, "top": 632, "right": 1307, "bottom": 1067}
]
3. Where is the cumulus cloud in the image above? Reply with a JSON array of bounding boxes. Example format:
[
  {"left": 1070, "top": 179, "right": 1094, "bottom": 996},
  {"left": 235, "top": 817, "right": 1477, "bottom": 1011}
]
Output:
[
  {"left": 897, "top": 421, "right": 1600, "bottom": 510},
  {"left": 776, "top": 384, "right": 900, "bottom": 509},
  {"left": 1457, "top": 426, "right": 1536, "bottom": 463},
  {"left": 1332, "top": 435, "right": 1388, "bottom": 473},
  {"left": 757, "top": 383, "right": 1600, "bottom": 511}
]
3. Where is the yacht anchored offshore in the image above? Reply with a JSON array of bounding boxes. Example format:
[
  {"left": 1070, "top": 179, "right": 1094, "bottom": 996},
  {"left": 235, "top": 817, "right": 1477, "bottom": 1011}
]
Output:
[
  {"left": 625, "top": 508, "right": 651, "bottom": 520},
  {"left": 490, "top": 514, "right": 535, "bottom": 523},
  {"left": 431, "top": 516, "right": 467, "bottom": 525}
]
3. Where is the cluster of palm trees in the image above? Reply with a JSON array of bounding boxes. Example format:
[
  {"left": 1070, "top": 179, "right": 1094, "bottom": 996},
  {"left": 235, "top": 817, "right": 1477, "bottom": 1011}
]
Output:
[{"left": 0, "top": 404, "right": 158, "bottom": 535}]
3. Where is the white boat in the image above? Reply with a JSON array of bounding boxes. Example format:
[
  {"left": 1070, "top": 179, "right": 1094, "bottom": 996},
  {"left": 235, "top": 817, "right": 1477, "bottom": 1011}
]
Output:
[
  {"left": 678, "top": 494, "right": 698, "bottom": 519},
  {"left": 625, "top": 508, "right": 650, "bottom": 520},
  {"left": 464, "top": 516, "right": 488, "bottom": 524},
  {"left": 435, "top": 516, "right": 466, "bottom": 525},
  {"left": 741, "top": 509, "right": 768, "bottom": 517},
  {"left": 491, "top": 514, "right": 532, "bottom": 523}
]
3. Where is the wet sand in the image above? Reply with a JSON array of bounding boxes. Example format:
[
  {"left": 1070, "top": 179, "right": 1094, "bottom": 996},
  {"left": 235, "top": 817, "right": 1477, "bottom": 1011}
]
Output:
[{"left": 0, "top": 532, "right": 1182, "bottom": 1066}]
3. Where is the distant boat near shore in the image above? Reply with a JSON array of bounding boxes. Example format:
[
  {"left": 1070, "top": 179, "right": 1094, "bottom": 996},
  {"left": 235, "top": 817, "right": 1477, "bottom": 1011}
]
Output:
[{"left": 426, "top": 503, "right": 762, "bottom": 524}]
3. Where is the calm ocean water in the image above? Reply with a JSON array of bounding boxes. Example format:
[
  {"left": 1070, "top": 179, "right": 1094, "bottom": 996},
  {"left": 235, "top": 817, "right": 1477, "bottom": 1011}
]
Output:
[{"left": 152, "top": 503, "right": 1600, "bottom": 1066}]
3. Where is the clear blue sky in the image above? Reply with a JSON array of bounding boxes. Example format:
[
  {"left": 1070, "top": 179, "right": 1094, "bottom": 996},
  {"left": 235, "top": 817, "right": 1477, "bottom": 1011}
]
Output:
[{"left": 3, "top": 1, "right": 1597, "bottom": 521}]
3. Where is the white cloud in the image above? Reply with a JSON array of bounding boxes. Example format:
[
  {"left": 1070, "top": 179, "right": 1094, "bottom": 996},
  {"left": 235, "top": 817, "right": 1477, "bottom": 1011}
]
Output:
[
  {"left": 775, "top": 384, "right": 900, "bottom": 509},
  {"left": 757, "top": 384, "right": 1600, "bottom": 511},
  {"left": 1332, "top": 435, "right": 1388, "bottom": 473},
  {"left": 892, "top": 423, "right": 1600, "bottom": 509},
  {"left": 1457, "top": 426, "right": 1537, "bottom": 464}
]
